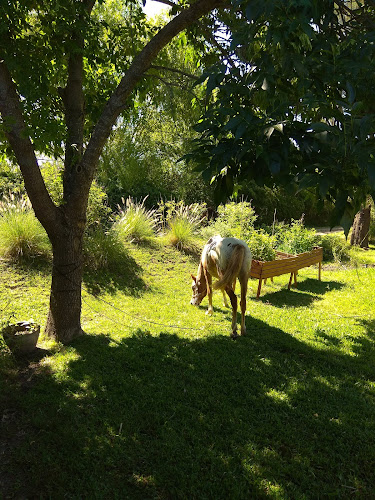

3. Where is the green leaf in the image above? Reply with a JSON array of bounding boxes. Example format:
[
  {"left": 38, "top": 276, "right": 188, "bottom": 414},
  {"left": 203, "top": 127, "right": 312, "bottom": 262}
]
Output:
[
  {"left": 308, "top": 122, "right": 331, "bottom": 133},
  {"left": 366, "top": 162, "right": 375, "bottom": 190}
]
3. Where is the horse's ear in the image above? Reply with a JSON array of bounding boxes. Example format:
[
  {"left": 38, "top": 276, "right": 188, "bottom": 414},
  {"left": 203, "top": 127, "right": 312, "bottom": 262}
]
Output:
[{"left": 191, "top": 274, "right": 196, "bottom": 282}]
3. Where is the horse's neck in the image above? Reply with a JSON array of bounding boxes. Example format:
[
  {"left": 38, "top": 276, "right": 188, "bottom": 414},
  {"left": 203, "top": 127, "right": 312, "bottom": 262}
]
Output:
[
  {"left": 197, "top": 262, "right": 204, "bottom": 281},
  {"left": 197, "top": 262, "right": 206, "bottom": 283}
]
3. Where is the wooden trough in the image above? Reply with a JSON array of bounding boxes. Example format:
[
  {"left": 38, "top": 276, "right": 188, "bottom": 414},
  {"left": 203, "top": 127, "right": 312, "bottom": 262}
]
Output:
[{"left": 250, "top": 246, "right": 323, "bottom": 299}]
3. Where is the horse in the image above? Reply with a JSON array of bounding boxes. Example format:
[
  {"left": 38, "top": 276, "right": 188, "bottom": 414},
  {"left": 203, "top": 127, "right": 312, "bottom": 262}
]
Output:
[{"left": 190, "top": 235, "right": 252, "bottom": 338}]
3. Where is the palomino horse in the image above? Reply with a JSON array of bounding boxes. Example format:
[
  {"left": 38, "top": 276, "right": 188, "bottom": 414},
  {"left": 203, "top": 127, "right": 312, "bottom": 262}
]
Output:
[{"left": 190, "top": 235, "right": 252, "bottom": 338}]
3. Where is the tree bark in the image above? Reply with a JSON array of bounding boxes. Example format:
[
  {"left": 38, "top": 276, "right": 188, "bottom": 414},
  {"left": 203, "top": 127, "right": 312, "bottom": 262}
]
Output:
[
  {"left": 350, "top": 206, "right": 371, "bottom": 248},
  {"left": 45, "top": 220, "right": 85, "bottom": 342}
]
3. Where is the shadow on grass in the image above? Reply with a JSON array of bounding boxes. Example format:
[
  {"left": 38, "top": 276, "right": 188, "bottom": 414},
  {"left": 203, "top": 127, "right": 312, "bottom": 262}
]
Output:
[
  {"left": 294, "top": 278, "right": 345, "bottom": 295},
  {"left": 256, "top": 278, "right": 344, "bottom": 308},
  {"left": 3, "top": 315, "right": 375, "bottom": 499},
  {"left": 83, "top": 252, "right": 146, "bottom": 297},
  {"left": 4, "top": 256, "right": 52, "bottom": 277},
  {"left": 257, "top": 288, "right": 321, "bottom": 308}
]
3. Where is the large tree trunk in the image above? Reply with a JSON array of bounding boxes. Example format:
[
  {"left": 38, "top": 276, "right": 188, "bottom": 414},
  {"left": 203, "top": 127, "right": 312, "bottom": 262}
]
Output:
[
  {"left": 45, "top": 219, "right": 85, "bottom": 342},
  {"left": 350, "top": 206, "right": 371, "bottom": 248}
]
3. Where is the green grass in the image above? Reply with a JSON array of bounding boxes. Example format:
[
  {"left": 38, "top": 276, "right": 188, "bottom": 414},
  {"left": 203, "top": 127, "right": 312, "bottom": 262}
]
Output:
[
  {"left": 0, "top": 210, "right": 51, "bottom": 260},
  {"left": 1, "top": 242, "right": 375, "bottom": 498}
]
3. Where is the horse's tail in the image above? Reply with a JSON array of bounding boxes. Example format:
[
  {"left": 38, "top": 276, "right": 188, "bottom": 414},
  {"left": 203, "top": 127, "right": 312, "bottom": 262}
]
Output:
[{"left": 213, "top": 244, "right": 245, "bottom": 291}]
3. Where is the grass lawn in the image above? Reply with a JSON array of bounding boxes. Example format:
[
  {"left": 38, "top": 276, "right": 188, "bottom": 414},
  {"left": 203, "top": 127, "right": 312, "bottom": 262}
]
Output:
[{"left": 1, "top": 241, "right": 375, "bottom": 498}]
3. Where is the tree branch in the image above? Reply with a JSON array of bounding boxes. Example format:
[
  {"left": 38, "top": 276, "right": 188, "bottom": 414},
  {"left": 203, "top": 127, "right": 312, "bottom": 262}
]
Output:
[
  {"left": 82, "top": 0, "right": 228, "bottom": 180},
  {"left": 148, "top": 64, "right": 199, "bottom": 80},
  {"left": 0, "top": 60, "right": 57, "bottom": 232},
  {"left": 151, "top": 0, "right": 177, "bottom": 8}
]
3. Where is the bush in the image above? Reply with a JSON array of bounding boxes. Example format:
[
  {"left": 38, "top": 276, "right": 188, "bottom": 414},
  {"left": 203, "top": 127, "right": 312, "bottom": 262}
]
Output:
[
  {"left": 113, "top": 196, "right": 158, "bottom": 243},
  {"left": 201, "top": 201, "right": 257, "bottom": 241},
  {"left": 317, "top": 234, "right": 351, "bottom": 263},
  {"left": 0, "top": 195, "right": 51, "bottom": 260},
  {"left": 41, "top": 162, "right": 111, "bottom": 232},
  {"left": 247, "top": 230, "right": 276, "bottom": 261},
  {"left": 275, "top": 218, "right": 319, "bottom": 254},
  {"left": 0, "top": 161, "right": 24, "bottom": 198}
]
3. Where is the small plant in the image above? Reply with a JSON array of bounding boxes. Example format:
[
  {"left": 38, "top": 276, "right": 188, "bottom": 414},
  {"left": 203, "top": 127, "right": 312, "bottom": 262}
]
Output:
[
  {"left": 113, "top": 196, "right": 158, "bottom": 243},
  {"left": 0, "top": 194, "right": 51, "bottom": 260}
]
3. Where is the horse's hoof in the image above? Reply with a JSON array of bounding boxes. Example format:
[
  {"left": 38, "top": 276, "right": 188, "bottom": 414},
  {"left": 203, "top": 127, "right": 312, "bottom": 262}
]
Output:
[
  {"left": 231, "top": 332, "right": 238, "bottom": 340},
  {"left": 206, "top": 309, "right": 213, "bottom": 316}
]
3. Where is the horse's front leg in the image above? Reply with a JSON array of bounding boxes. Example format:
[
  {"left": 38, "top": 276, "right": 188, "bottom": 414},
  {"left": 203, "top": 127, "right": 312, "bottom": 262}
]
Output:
[
  {"left": 204, "top": 270, "right": 213, "bottom": 315},
  {"left": 222, "top": 290, "right": 229, "bottom": 308},
  {"left": 225, "top": 286, "right": 238, "bottom": 338}
]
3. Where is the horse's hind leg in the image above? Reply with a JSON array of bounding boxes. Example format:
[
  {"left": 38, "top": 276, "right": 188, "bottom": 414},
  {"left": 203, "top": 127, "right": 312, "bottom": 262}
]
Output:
[
  {"left": 225, "top": 286, "right": 238, "bottom": 338},
  {"left": 239, "top": 276, "right": 248, "bottom": 336}
]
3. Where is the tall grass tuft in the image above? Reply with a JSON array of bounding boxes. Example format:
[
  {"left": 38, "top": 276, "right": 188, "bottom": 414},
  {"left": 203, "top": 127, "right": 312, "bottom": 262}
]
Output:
[
  {"left": 0, "top": 194, "right": 51, "bottom": 261},
  {"left": 160, "top": 200, "right": 206, "bottom": 250},
  {"left": 113, "top": 196, "right": 158, "bottom": 243}
]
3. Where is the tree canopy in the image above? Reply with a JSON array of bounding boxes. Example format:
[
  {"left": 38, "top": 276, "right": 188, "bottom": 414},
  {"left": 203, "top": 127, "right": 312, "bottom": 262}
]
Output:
[{"left": 188, "top": 0, "right": 375, "bottom": 233}]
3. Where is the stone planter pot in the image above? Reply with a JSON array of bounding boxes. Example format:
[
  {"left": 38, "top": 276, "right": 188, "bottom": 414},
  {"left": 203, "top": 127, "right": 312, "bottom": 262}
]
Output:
[{"left": 2, "top": 321, "right": 40, "bottom": 353}]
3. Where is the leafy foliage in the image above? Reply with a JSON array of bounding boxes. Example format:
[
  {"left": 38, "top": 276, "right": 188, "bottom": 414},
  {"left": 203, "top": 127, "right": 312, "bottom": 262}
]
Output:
[
  {"left": 317, "top": 233, "right": 351, "bottom": 263},
  {"left": 274, "top": 218, "right": 319, "bottom": 255},
  {"left": 188, "top": 0, "right": 375, "bottom": 231},
  {"left": 202, "top": 200, "right": 257, "bottom": 241},
  {"left": 246, "top": 230, "right": 276, "bottom": 261}
]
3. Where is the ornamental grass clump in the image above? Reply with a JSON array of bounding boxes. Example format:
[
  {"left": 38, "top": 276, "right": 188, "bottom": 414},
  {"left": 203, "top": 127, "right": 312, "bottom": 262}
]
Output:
[
  {"left": 0, "top": 194, "right": 51, "bottom": 261},
  {"left": 113, "top": 196, "right": 159, "bottom": 243},
  {"left": 159, "top": 200, "right": 206, "bottom": 250}
]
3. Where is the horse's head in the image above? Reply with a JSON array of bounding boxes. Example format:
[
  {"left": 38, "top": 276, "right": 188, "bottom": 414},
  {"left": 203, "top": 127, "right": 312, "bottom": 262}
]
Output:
[{"left": 190, "top": 274, "right": 207, "bottom": 306}]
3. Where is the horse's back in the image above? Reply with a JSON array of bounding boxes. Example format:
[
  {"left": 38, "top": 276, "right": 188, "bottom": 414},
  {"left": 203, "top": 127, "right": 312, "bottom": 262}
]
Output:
[{"left": 204, "top": 235, "right": 252, "bottom": 277}]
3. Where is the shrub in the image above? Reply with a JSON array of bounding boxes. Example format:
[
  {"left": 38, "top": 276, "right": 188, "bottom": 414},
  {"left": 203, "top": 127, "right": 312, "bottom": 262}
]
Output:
[
  {"left": 41, "top": 162, "right": 111, "bottom": 232},
  {"left": 201, "top": 201, "right": 257, "bottom": 241},
  {"left": 0, "top": 194, "right": 51, "bottom": 260},
  {"left": 113, "top": 196, "right": 158, "bottom": 243},
  {"left": 247, "top": 230, "right": 276, "bottom": 261},
  {"left": 317, "top": 234, "right": 351, "bottom": 263},
  {"left": 276, "top": 217, "right": 319, "bottom": 254}
]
